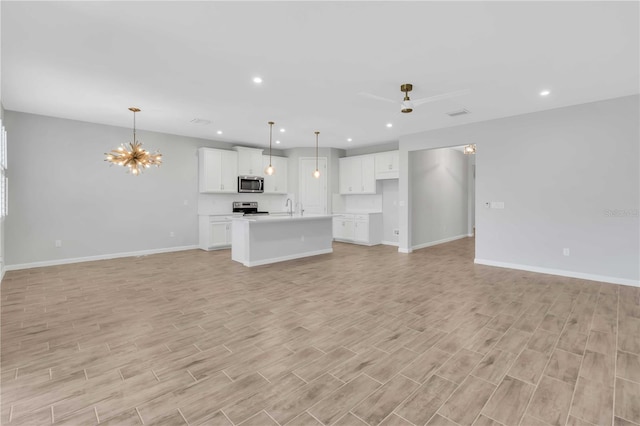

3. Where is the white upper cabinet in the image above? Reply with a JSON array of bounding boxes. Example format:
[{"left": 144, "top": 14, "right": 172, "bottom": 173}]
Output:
[
  {"left": 198, "top": 148, "right": 238, "bottom": 193},
  {"left": 374, "top": 150, "right": 399, "bottom": 179},
  {"left": 339, "top": 154, "right": 376, "bottom": 194},
  {"left": 262, "top": 155, "right": 288, "bottom": 194},
  {"left": 234, "top": 146, "right": 264, "bottom": 176}
]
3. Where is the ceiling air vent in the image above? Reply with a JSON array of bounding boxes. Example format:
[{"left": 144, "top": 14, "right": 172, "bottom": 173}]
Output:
[
  {"left": 446, "top": 109, "right": 470, "bottom": 117},
  {"left": 190, "top": 118, "right": 212, "bottom": 125}
]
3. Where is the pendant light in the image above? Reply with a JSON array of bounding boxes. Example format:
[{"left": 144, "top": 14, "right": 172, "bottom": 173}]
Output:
[
  {"left": 105, "top": 107, "right": 162, "bottom": 175},
  {"left": 313, "top": 131, "right": 320, "bottom": 178},
  {"left": 264, "top": 121, "right": 275, "bottom": 176},
  {"left": 463, "top": 144, "right": 476, "bottom": 155}
]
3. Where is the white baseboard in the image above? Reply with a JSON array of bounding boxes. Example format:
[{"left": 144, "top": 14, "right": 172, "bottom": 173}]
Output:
[
  {"left": 474, "top": 258, "right": 640, "bottom": 288},
  {"left": 412, "top": 234, "right": 469, "bottom": 251},
  {"left": 381, "top": 241, "right": 399, "bottom": 247},
  {"left": 398, "top": 248, "right": 412, "bottom": 253},
  {"left": 5, "top": 245, "right": 199, "bottom": 271},
  {"left": 241, "top": 248, "right": 333, "bottom": 267}
]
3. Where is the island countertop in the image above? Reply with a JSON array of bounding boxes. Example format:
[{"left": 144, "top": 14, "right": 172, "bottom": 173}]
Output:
[
  {"left": 231, "top": 214, "right": 333, "bottom": 267},
  {"left": 232, "top": 214, "right": 334, "bottom": 224}
]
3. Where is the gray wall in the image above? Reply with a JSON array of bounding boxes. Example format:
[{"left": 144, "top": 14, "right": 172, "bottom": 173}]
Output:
[
  {"left": 0, "top": 103, "right": 4, "bottom": 279},
  {"left": 400, "top": 95, "right": 640, "bottom": 284},
  {"left": 410, "top": 148, "right": 469, "bottom": 248},
  {"left": 4, "top": 111, "right": 251, "bottom": 266},
  {"left": 381, "top": 179, "right": 399, "bottom": 245}
]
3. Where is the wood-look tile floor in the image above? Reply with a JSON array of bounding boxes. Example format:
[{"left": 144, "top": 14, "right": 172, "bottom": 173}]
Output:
[{"left": 1, "top": 238, "right": 639, "bottom": 426}]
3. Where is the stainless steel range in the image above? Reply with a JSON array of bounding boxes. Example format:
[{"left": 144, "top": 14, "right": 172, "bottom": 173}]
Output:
[{"left": 232, "top": 201, "right": 269, "bottom": 216}]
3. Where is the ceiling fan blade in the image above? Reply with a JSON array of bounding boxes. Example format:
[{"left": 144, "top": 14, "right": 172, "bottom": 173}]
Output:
[
  {"left": 411, "top": 89, "right": 469, "bottom": 106},
  {"left": 358, "top": 92, "right": 399, "bottom": 104}
]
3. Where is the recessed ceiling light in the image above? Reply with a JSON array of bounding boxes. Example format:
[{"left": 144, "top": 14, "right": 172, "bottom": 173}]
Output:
[
  {"left": 253, "top": 77, "right": 262, "bottom": 84},
  {"left": 279, "top": 128, "right": 285, "bottom": 133},
  {"left": 217, "top": 130, "right": 223, "bottom": 135},
  {"left": 275, "top": 140, "right": 281, "bottom": 144},
  {"left": 347, "top": 138, "right": 352, "bottom": 142},
  {"left": 540, "top": 90, "right": 550, "bottom": 96},
  {"left": 386, "top": 123, "right": 393, "bottom": 128}
]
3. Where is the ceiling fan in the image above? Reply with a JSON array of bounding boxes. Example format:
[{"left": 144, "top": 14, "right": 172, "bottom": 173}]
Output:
[{"left": 360, "top": 83, "right": 468, "bottom": 113}]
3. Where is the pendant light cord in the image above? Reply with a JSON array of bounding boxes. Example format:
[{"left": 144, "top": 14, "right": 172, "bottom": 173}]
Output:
[{"left": 268, "top": 121, "right": 274, "bottom": 164}]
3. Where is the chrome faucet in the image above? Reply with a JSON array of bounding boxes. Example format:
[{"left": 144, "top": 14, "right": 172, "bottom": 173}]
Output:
[{"left": 286, "top": 198, "right": 293, "bottom": 216}]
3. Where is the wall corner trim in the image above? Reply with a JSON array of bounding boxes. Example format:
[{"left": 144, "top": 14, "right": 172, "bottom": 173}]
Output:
[
  {"left": 474, "top": 258, "right": 640, "bottom": 288},
  {"left": 5, "top": 245, "right": 199, "bottom": 272},
  {"left": 398, "top": 247, "right": 412, "bottom": 253}
]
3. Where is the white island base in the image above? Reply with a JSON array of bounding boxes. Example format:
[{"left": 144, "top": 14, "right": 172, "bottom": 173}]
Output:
[{"left": 231, "top": 215, "right": 333, "bottom": 267}]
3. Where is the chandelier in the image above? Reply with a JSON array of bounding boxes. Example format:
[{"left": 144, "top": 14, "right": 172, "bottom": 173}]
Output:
[
  {"left": 463, "top": 144, "right": 476, "bottom": 155},
  {"left": 105, "top": 107, "right": 162, "bottom": 175}
]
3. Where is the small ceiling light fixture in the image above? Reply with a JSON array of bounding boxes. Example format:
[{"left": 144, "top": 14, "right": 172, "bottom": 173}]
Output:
[
  {"left": 386, "top": 123, "right": 393, "bottom": 128},
  {"left": 540, "top": 90, "right": 551, "bottom": 96},
  {"left": 217, "top": 130, "right": 223, "bottom": 135},
  {"left": 280, "top": 128, "right": 286, "bottom": 133},
  {"left": 264, "top": 121, "right": 275, "bottom": 176},
  {"left": 105, "top": 107, "right": 162, "bottom": 175},
  {"left": 463, "top": 144, "right": 476, "bottom": 155},
  {"left": 347, "top": 138, "right": 353, "bottom": 142},
  {"left": 313, "top": 131, "right": 321, "bottom": 179},
  {"left": 400, "top": 83, "right": 414, "bottom": 113},
  {"left": 253, "top": 77, "right": 263, "bottom": 84},
  {"left": 275, "top": 140, "right": 281, "bottom": 144}
]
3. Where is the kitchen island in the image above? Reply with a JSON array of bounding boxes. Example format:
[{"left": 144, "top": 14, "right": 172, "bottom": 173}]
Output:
[{"left": 231, "top": 214, "right": 333, "bottom": 267}]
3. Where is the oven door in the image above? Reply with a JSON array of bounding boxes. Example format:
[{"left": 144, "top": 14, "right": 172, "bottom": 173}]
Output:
[{"left": 238, "top": 176, "right": 264, "bottom": 193}]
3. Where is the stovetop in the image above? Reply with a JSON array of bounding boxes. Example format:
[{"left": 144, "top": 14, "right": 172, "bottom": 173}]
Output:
[{"left": 232, "top": 201, "right": 269, "bottom": 216}]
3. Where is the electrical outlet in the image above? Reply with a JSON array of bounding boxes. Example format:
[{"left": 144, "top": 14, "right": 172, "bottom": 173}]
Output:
[
  {"left": 55, "top": 240, "right": 62, "bottom": 248},
  {"left": 563, "top": 248, "right": 570, "bottom": 256},
  {"left": 393, "top": 229, "right": 400, "bottom": 236}
]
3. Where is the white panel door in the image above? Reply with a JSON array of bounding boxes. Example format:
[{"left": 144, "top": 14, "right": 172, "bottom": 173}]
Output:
[{"left": 299, "top": 157, "right": 327, "bottom": 215}]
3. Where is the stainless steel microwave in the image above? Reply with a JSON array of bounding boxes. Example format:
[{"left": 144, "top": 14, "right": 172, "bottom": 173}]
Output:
[{"left": 238, "top": 175, "right": 264, "bottom": 193}]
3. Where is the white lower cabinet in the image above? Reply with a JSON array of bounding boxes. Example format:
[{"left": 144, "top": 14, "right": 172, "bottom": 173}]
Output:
[
  {"left": 199, "top": 215, "right": 237, "bottom": 250},
  {"left": 332, "top": 213, "right": 382, "bottom": 246},
  {"left": 333, "top": 216, "right": 355, "bottom": 240}
]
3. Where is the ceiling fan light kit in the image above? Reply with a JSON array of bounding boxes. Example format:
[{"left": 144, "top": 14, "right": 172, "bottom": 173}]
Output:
[
  {"left": 360, "top": 83, "right": 468, "bottom": 114},
  {"left": 400, "top": 83, "right": 413, "bottom": 113}
]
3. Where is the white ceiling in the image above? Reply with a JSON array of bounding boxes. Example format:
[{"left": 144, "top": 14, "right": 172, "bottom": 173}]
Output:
[{"left": 2, "top": 1, "right": 638, "bottom": 150}]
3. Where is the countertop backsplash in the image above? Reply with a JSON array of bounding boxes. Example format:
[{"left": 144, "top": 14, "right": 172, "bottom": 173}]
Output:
[
  {"left": 341, "top": 194, "right": 383, "bottom": 213},
  {"left": 198, "top": 193, "right": 292, "bottom": 215}
]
